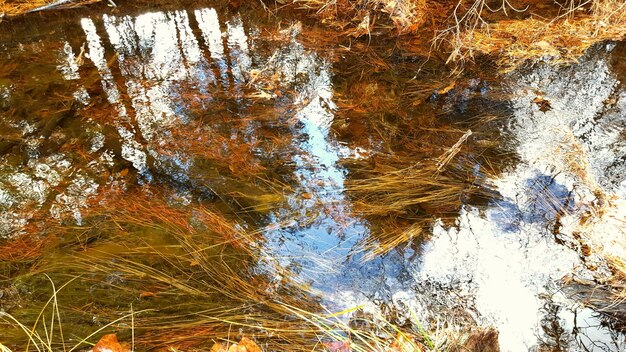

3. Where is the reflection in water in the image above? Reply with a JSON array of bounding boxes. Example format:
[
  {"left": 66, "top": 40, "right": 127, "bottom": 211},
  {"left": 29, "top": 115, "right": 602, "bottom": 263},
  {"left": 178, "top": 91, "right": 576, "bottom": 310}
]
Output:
[
  {"left": 57, "top": 42, "right": 80, "bottom": 80},
  {"left": 0, "top": 5, "right": 624, "bottom": 351},
  {"left": 82, "top": 17, "right": 150, "bottom": 179},
  {"left": 195, "top": 8, "right": 229, "bottom": 88},
  {"left": 257, "top": 38, "right": 368, "bottom": 289},
  {"left": 416, "top": 45, "right": 626, "bottom": 350},
  {"left": 226, "top": 15, "right": 251, "bottom": 96},
  {"left": 77, "top": 6, "right": 378, "bottom": 319}
]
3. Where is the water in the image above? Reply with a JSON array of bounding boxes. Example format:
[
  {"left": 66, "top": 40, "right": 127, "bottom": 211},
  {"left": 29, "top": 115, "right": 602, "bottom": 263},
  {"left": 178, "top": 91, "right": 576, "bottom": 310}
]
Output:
[{"left": 0, "top": 1, "right": 625, "bottom": 351}]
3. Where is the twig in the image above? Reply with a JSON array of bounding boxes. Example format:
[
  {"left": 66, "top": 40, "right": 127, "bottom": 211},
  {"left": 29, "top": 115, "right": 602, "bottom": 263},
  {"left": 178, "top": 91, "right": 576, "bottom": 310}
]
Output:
[
  {"left": 436, "top": 129, "right": 472, "bottom": 172},
  {"left": 25, "top": 0, "right": 100, "bottom": 14}
]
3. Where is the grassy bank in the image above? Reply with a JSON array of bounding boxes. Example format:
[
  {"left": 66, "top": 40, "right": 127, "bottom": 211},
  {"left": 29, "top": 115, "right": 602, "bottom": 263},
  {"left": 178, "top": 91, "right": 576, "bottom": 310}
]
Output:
[
  {"left": 284, "top": 0, "right": 625, "bottom": 69},
  {"left": 3, "top": 0, "right": 625, "bottom": 69},
  {"left": 0, "top": 0, "right": 101, "bottom": 17}
]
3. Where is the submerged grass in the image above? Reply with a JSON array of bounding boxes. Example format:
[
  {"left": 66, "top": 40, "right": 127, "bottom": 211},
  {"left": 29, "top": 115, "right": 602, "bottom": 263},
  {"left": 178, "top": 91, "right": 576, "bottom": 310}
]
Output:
[
  {"left": 344, "top": 129, "right": 499, "bottom": 259},
  {"left": 0, "top": 276, "right": 142, "bottom": 352},
  {"left": 285, "top": 303, "right": 501, "bottom": 352},
  {"left": 328, "top": 38, "right": 508, "bottom": 259},
  {"left": 1, "top": 0, "right": 624, "bottom": 347},
  {"left": 0, "top": 184, "right": 502, "bottom": 351},
  {"left": 1, "top": 277, "right": 499, "bottom": 352},
  {"left": 349, "top": 162, "right": 470, "bottom": 217},
  {"left": 0, "top": 187, "right": 321, "bottom": 350},
  {"left": 346, "top": 157, "right": 496, "bottom": 259}
]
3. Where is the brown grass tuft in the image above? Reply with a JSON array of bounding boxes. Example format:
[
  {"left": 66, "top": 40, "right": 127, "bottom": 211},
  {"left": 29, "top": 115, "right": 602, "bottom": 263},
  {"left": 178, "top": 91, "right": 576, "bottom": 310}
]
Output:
[{"left": 284, "top": 0, "right": 626, "bottom": 70}]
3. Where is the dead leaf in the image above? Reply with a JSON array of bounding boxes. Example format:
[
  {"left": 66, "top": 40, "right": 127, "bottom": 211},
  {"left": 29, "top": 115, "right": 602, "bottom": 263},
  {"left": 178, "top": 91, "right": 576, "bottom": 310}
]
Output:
[
  {"left": 389, "top": 332, "right": 422, "bottom": 351},
  {"left": 533, "top": 96, "right": 552, "bottom": 112},
  {"left": 91, "top": 334, "right": 130, "bottom": 352},
  {"left": 119, "top": 168, "right": 129, "bottom": 177},
  {"left": 210, "top": 343, "right": 228, "bottom": 352},
  {"left": 324, "top": 340, "right": 350, "bottom": 352},
  {"left": 534, "top": 40, "right": 552, "bottom": 50},
  {"left": 228, "top": 344, "right": 247, "bottom": 352},
  {"left": 301, "top": 192, "right": 313, "bottom": 199},
  {"left": 239, "top": 337, "right": 262, "bottom": 352},
  {"left": 139, "top": 291, "right": 156, "bottom": 298}
]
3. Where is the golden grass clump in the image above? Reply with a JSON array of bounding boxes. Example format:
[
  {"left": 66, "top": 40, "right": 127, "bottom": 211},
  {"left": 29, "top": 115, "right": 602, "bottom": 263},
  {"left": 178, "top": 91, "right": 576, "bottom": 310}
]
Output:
[
  {"left": 447, "top": 1, "right": 626, "bottom": 69},
  {"left": 347, "top": 159, "right": 489, "bottom": 258},
  {"left": 436, "top": 0, "right": 625, "bottom": 68},
  {"left": 345, "top": 128, "right": 497, "bottom": 259},
  {"left": 293, "top": 0, "right": 431, "bottom": 36},
  {"left": 349, "top": 162, "right": 470, "bottom": 217}
]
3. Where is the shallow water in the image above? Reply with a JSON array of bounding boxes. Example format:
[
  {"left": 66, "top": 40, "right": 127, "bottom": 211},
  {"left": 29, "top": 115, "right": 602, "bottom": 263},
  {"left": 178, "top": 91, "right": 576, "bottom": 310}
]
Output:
[{"left": 0, "top": 1, "right": 625, "bottom": 351}]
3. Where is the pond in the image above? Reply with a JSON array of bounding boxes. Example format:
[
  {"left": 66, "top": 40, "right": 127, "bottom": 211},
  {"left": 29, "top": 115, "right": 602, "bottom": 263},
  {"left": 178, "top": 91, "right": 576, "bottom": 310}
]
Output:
[{"left": 0, "top": 1, "right": 625, "bottom": 351}]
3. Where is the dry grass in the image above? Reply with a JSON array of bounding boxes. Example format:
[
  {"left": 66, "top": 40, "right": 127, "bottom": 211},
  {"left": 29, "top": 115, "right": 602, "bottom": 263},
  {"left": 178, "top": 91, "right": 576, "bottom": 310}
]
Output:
[
  {"left": 359, "top": 221, "right": 428, "bottom": 261},
  {"left": 0, "top": 276, "right": 142, "bottom": 352},
  {"left": 69, "top": 241, "right": 321, "bottom": 350},
  {"left": 1, "top": 186, "right": 439, "bottom": 351},
  {"left": 286, "top": 303, "right": 501, "bottom": 352},
  {"left": 286, "top": 0, "right": 626, "bottom": 70},
  {"left": 330, "top": 48, "right": 505, "bottom": 259},
  {"left": 293, "top": 0, "right": 431, "bottom": 34},
  {"left": 346, "top": 160, "right": 489, "bottom": 258},
  {"left": 436, "top": 129, "right": 472, "bottom": 173},
  {"left": 345, "top": 137, "right": 498, "bottom": 258},
  {"left": 0, "top": 234, "right": 52, "bottom": 263},
  {"left": 0, "top": 0, "right": 100, "bottom": 17},
  {"left": 0, "top": 271, "right": 500, "bottom": 352},
  {"left": 0, "top": 187, "right": 321, "bottom": 351},
  {"left": 447, "top": 1, "right": 626, "bottom": 69},
  {"left": 62, "top": 185, "right": 263, "bottom": 251},
  {"left": 591, "top": 214, "right": 626, "bottom": 324},
  {"left": 349, "top": 162, "right": 470, "bottom": 217}
]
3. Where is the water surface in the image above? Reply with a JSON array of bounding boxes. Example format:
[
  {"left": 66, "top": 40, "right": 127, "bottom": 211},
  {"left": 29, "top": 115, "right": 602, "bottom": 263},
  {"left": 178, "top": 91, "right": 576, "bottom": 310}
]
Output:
[{"left": 0, "top": 2, "right": 625, "bottom": 350}]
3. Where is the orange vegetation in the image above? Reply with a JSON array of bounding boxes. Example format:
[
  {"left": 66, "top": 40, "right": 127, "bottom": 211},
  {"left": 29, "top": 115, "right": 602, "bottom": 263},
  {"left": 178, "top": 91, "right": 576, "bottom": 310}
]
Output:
[{"left": 288, "top": 0, "right": 626, "bottom": 69}]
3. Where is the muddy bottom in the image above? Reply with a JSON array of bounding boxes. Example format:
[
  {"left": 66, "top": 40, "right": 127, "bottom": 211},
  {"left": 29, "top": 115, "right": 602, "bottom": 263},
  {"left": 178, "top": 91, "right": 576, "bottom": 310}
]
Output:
[{"left": 0, "top": 1, "right": 625, "bottom": 351}]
